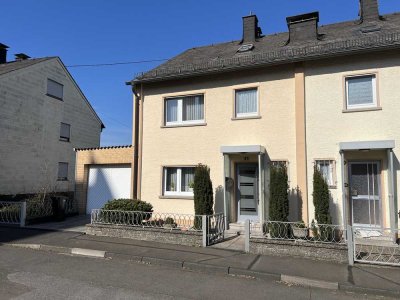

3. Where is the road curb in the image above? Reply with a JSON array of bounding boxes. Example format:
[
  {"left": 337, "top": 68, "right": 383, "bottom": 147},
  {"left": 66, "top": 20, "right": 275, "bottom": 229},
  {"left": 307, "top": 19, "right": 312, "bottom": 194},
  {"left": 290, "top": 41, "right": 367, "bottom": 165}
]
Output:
[
  {"left": 5, "top": 242, "right": 399, "bottom": 297},
  {"left": 281, "top": 274, "right": 338, "bottom": 290}
]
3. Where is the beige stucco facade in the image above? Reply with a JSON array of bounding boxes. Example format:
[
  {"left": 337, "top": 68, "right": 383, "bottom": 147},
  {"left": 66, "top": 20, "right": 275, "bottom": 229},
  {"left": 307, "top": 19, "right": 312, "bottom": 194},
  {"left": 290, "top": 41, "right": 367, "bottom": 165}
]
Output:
[
  {"left": 136, "top": 50, "right": 400, "bottom": 229},
  {"left": 139, "top": 66, "right": 301, "bottom": 219},
  {"left": 0, "top": 58, "right": 102, "bottom": 196},
  {"left": 305, "top": 51, "right": 400, "bottom": 228}
]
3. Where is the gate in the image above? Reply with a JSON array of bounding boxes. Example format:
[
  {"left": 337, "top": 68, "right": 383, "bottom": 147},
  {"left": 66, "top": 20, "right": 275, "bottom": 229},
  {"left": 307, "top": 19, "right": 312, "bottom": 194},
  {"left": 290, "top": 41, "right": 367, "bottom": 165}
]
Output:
[
  {"left": 352, "top": 226, "right": 400, "bottom": 267},
  {"left": 203, "top": 213, "right": 225, "bottom": 246}
]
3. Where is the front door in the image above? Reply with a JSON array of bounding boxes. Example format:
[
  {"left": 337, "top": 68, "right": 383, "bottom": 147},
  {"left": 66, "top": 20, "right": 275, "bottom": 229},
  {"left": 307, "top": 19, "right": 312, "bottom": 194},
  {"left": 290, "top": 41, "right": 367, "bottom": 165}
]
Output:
[
  {"left": 237, "top": 164, "right": 259, "bottom": 222},
  {"left": 349, "top": 162, "right": 381, "bottom": 228}
]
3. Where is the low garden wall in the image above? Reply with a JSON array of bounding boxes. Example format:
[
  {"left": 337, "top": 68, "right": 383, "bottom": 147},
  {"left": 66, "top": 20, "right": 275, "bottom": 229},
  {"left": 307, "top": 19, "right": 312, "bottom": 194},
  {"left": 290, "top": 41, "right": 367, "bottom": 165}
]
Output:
[
  {"left": 249, "top": 238, "right": 348, "bottom": 263},
  {"left": 86, "top": 224, "right": 203, "bottom": 247}
]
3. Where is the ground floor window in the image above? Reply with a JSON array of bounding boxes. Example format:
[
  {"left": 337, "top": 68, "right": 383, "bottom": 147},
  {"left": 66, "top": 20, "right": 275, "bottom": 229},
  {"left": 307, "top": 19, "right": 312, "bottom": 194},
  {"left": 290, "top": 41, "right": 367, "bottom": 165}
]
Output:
[
  {"left": 315, "top": 160, "right": 336, "bottom": 188},
  {"left": 164, "top": 167, "right": 195, "bottom": 196}
]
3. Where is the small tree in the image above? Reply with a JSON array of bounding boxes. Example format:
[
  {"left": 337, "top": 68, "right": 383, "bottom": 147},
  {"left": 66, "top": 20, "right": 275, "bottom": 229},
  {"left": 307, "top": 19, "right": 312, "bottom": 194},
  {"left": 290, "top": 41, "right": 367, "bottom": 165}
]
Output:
[
  {"left": 269, "top": 164, "right": 289, "bottom": 237},
  {"left": 193, "top": 164, "right": 213, "bottom": 228},
  {"left": 312, "top": 166, "right": 332, "bottom": 240}
]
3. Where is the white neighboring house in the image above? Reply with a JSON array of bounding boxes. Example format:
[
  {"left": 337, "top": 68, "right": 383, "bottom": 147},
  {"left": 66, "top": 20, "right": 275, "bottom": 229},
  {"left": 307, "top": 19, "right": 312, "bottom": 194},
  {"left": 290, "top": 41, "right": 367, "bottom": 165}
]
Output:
[{"left": 0, "top": 45, "right": 104, "bottom": 197}]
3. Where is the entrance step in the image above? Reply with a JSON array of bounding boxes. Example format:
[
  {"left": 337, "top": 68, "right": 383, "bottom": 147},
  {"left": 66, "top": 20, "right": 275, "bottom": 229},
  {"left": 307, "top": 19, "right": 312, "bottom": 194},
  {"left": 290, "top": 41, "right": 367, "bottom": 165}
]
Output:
[{"left": 226, "top": 222, "right": 264, "bottom": 237}]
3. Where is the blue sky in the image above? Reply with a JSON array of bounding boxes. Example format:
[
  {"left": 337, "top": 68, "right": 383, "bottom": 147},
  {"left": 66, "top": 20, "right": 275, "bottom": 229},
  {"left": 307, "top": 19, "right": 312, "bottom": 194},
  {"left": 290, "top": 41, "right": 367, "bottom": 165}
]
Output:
[{"left": 2, "top": 0, "right": 399, "bottom": 146}]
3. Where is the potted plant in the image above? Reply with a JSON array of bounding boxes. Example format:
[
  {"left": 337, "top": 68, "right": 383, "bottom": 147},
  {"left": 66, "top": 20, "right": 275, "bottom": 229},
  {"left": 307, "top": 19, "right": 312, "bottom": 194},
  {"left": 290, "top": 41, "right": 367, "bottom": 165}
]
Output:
[
  {"left": 188, "top": 181, "right": 194, "bottom": 193},
  {"left": 291, "top": 221, "right": 308, "bottom": 238},
  {"left": 170, "top": 182, "right": 176, "bottom": 192}
]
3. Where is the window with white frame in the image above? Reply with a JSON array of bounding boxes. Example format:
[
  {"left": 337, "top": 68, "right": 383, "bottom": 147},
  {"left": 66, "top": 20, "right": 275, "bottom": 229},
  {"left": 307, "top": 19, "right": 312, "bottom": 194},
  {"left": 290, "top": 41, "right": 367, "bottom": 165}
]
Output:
[
  {"left": 163, "top": 167, "right": 195, "bottom": 196},
  {"left": 57, "top": 162, "right": 68, "bottom": 181},
  {"left": 165, "top": 95, "right": 204, "bottom": 126},
  {"left": 315, "top": 160, "right": 336, "bottom": 187},
  {"left": 60, "top": 123, "right": 71, "bottom": 142},
  {"left": 47, "top": 79, "right": 64, "bottom": 100},
  {"left": 235, "top": 88, "right": 258, "bottom": 117},
  {"left": 345, "top": 75, "right": 377, "bottom": 109}
]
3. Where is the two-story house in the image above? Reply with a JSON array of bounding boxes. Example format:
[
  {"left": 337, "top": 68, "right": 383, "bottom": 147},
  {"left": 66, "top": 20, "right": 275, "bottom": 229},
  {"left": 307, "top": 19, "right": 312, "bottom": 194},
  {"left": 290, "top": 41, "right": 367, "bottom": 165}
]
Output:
[
  {"left": 0, "top": 45, "right": 104, "bottom": 199},
  {"left": 127, "top": 0, "right": 400, "bottom": 231}
]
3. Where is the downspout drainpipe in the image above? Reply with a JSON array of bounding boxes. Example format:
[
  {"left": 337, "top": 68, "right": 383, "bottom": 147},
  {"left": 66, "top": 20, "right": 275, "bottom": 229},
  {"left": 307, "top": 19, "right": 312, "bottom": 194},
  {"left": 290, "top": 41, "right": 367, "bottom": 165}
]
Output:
[
  {"left": 137, "top": 83, "right": 144, "bottom": 199},
  {"left": 126, "top": 81, "right": 140, "bottom": 199}
]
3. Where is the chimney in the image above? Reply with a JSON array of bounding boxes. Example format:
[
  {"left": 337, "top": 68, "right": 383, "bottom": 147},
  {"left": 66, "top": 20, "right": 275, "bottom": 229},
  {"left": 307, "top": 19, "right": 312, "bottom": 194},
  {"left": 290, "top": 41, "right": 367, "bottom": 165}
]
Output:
[
  {"left": 14, "top": 53, "right": 30, "bottom": 61},
  {"left": 359, "top": 0, "right": 380, "bottom": 22},
  {"left": 242, "top": 14, "right": 262, "bottom": 44},
  {"left": 0, "top": 43, "right": 9, "bottom": 64},
  {"left": 286, "top": 12, "right": 320, "bottom": 43}
]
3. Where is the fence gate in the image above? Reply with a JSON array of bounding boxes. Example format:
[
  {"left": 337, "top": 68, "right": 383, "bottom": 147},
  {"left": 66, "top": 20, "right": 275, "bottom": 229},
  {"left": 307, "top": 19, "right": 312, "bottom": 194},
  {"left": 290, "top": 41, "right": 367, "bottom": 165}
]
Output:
[
  {"left": 203, "top": 214, "right": 225, "bottom": 246},
  {"left": 352, "top": 226, "right": 400, "bottom": 267}
]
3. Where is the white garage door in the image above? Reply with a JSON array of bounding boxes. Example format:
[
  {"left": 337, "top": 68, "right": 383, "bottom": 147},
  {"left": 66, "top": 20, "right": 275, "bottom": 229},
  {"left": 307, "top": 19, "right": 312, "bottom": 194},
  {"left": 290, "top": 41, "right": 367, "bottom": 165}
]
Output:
[{"left": 86, "top": 165, "right": 131, "bottom": 214}]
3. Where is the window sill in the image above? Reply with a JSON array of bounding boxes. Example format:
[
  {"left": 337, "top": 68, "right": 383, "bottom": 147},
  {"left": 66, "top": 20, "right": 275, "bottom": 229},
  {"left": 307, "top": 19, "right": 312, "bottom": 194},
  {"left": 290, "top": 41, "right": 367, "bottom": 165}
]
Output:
[
  {"left": 46, "top": 94, "right": 63, "bottom": 101},
  {"left": 159, "top": 195, "right": 194, "bottom": 200},
  {"left": 161, "top": 122, "right": 207, "bottom": 128},
  {"left": 231, "top": 115, "right": 261, "bottom": 121},
  {"left": 59, "top": 139, "right": 70, "bottom": 143},
  {"left": 342, "top": 107, "right": 382, "bottom": 113},
  {"left": 57, "top": 179, "right": 68, "bottom": 182}
]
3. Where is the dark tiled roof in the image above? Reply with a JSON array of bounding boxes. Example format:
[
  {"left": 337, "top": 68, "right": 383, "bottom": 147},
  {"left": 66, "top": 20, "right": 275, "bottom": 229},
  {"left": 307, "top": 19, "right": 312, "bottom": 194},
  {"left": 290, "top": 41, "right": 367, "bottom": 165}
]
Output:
[
  {"left": 133, "top": 13, "right": 400, "bottom": 83},
  {"left": 0, "top": 57, "right": 56, "bottom": 76},
  {"left": 74, "top": 145, "right": 133, "bottom": 151}
]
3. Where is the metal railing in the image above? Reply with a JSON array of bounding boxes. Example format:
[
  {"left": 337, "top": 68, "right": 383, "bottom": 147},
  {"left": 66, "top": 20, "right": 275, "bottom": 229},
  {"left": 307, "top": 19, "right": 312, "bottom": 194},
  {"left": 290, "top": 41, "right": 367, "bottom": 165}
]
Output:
[
  {"left": 0, "top": 201, "right": 26, "bottom": 226},
  {"left": 205, "top": 213, "right": 225, "bottom": 246},
  {"left": 91, "top": 209, "right": 203, "bottom": 232},
  {"left": 353, "top": 226, "right": 400, "bottom": 267},
  {"left": 251, "top": 220, "right": 345, "bottom": 244}
]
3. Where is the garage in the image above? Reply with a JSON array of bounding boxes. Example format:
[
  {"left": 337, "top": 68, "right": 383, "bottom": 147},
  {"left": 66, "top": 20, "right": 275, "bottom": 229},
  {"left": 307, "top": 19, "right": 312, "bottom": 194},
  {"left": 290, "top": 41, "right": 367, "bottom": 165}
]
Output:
[{"left": 86, "top": 165, "right": 131, "bottom": 214}]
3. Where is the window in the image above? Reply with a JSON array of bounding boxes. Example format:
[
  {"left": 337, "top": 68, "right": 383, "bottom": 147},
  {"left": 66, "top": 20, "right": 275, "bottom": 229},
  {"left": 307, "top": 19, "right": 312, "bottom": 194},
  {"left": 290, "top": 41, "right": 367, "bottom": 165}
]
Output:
[
  {"left": 271, "top": 160, "right": 288, "bottom": 169},
  {"left": 315, "top": 160, "right": 336, "bottom": 187},
  {"left": 57, "top": 162, "right": 68, "bottom": 181},
  {"left": 345, "top": 75, "right": 377, "bottom": 109},
  {"left": 47, "top": 79, "right": 63, "bottom": 100},
  {"left": 235, "top": 88, "right": 258, "bottom": 117},
  {"left": 165, "top": 95, "right": 204, "bottom": 126},
  {"left": 163, "top": 167, "right": 195, "bottom": 196},
  {"left": 60, "top": 123, "right": 70, "bottom": 142}
]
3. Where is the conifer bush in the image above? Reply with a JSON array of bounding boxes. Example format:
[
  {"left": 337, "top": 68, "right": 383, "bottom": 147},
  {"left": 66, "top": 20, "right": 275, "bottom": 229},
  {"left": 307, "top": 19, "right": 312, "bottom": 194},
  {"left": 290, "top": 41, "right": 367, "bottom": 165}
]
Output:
[
  {"left": 193, "top": 164, "right": 213, "bottom": 228},
  {"left": 312, "top": 167, "right": 332, "bottom": 240},
  {"left": 269, "top": 164, "right": 289, "bottom": 237}
]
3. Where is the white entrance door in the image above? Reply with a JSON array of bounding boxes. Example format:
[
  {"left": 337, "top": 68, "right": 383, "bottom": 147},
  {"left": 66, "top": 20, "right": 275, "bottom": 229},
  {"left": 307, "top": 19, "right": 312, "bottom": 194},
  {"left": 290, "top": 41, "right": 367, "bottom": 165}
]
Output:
[
  {"left": 86, "top": 165, "right": 131, "bottom": 214},
  {"left": 349, "top": 162, "right": 381, "bottom": 228},
  {"left": 237, "top": 164, "right": 259, "bottom": 222}
]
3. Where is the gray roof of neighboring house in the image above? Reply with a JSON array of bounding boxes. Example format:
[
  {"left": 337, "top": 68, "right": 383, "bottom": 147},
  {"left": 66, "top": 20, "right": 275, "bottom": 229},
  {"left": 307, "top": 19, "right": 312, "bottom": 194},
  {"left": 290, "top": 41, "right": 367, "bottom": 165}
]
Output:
[
  {"left": 132, "top": 12, "right": 400, "bottom": 84},
  {"left": 0, "top": 57, "right": 55, "bottom": 76}
]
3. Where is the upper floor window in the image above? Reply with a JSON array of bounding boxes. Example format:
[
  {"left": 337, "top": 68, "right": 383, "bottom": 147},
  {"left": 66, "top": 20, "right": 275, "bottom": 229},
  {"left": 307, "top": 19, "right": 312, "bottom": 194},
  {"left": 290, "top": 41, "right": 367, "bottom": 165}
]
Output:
[
  {"left": 165, "top": 95, "right": 204, "bottom": 126},
  {"left": 47, "top": 79, "right": 63, "bottom": 100},
  {"left": 235, "top": 88, "right": 258, "bottom": 118},
  {"left": 164, "top": 166, "right": 195, "bottom": 196},
  {"left": 315, "top": 160, "right": 336, "bottom": 188},
  {"left": 57, "top": 162, "right": 68, "bottom": 181},
  {"left": 345, "top": 75, "right": 376, "bottom": 110},
  {"left": 60, "top": 123, "right": 70, "bottom": 142}
]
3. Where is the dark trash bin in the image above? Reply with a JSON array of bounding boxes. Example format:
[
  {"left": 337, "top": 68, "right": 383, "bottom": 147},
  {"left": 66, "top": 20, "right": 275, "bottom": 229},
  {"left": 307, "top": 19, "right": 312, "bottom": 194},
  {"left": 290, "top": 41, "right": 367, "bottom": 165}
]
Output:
[{"left": 51, "top": 196, "right": 67, "bottom": 221}]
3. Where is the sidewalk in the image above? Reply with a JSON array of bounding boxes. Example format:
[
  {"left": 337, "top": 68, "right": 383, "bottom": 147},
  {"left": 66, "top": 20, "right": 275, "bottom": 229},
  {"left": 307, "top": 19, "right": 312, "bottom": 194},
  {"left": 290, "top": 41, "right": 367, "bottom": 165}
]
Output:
[{"left": 0, "top": 226, "right": 399, "bottom": 297}]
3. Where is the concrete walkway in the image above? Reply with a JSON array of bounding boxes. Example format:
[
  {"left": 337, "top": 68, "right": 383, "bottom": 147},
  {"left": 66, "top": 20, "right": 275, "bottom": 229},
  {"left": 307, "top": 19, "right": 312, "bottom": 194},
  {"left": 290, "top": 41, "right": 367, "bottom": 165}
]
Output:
[
  {"left": 0, "top": 227, "right": 399, "bottom": 297},
  {"left": 27, "top": 215, "right": 90, "bottom": 233}
]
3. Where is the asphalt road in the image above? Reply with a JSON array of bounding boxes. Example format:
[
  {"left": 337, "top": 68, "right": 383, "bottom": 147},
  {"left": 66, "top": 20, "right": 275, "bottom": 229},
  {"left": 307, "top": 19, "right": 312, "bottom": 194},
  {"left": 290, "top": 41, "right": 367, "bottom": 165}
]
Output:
[{"left": 0, "top": 246, "right": 390, "bottom": 300}]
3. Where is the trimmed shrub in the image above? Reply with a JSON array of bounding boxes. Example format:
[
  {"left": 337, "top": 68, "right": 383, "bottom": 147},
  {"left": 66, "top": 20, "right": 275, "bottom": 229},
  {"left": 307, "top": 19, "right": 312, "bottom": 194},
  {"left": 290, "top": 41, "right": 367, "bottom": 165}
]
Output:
[
  {"left": 193, "top": 164, "right": 213, "bottom": 228},
  {"left": 312, "top": 167, "right": 332, "bottom": 240},
  {"left": 269, "top": 164, "right": 289, "bottom": 237},
  {"left": 103, "top": 199, "right": 153, "bottom": 212},
  {"left": 102, "top": 199, "right": 153, "bottom": 225}
]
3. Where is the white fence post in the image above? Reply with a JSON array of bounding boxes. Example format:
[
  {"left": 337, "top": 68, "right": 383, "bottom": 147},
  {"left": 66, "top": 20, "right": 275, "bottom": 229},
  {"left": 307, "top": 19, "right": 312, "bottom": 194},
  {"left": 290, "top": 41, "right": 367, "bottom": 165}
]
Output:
[
  {"left": 202, "top": 215, "right": 207, "bottom": 247},
  {"left": 347, "top": 225, "right": 354, "bottom": 266},
  {"left": 245, "top": 219, "right": 250, "bottom": 253},
  {"left": 20, "top": 201, "right": 26, "bottom": 227}
]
